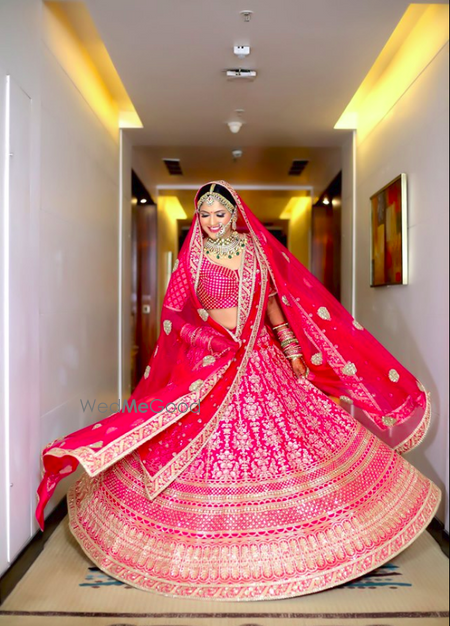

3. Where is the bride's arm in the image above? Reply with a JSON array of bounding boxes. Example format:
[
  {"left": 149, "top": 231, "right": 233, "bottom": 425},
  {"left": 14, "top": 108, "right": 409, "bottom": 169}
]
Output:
[
  {"left": 265, "top": 294, "right": 307, "bottom": 377},
  {"left": 266, "top": 292, "right": 286, "bottom": 327}
]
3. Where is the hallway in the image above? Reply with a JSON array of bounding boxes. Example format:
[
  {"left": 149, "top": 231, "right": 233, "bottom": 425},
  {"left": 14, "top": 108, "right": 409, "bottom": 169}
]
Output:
[{"left": 0, "top": 1, "right": 449, "bottom": 624}]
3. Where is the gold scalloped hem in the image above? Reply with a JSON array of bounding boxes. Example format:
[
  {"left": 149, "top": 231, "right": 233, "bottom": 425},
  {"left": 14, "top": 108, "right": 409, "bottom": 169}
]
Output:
[
  {"left": 395, "top": 391, "right": 431, "bottom": 455},
  {"left": 67, "top": 482, "right": 441, "bottom": 602}
]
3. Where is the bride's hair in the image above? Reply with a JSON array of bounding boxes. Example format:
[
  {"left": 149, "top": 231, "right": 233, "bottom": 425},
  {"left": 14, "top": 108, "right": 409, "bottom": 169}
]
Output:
[{"left": 196, "top": 182, "right": 237, "bottom": 212}]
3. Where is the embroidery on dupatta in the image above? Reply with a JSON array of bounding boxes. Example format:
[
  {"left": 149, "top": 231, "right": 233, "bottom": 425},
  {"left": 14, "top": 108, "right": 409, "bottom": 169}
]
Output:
[
  {"left": 164, "top": 256, "right": 190, "bottom": 312},
  {"left": 394, "top": 390, "right": 432, "bottom": 454},
  {"left": 292, "top": 300, "right": 387, "bottom": 422},
  {"left": 43, "top": 366, "right": 228, "bottom": 476},
  {"left": 236, "top": 234, "right": 255, "bottom": 338}
]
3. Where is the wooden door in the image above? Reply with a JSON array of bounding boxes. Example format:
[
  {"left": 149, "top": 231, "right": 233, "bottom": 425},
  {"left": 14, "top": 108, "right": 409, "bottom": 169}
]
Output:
[{"left": 131, "top": 202, "right": 158, "bottom": 392}]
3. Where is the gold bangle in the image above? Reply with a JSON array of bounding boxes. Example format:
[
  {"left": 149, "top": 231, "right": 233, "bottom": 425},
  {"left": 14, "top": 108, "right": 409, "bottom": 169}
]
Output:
[
  {"left": 281, "top": 338, "right": 298, "bottom": 348},
  {"left": 272, "top": 322, "right": 289, "bottom": 331}
]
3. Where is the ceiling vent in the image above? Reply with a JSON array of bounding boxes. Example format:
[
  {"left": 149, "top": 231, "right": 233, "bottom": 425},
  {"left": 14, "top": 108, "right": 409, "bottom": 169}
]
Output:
[
  {"left": 163, "top": 159, "right": 183, "bottom": 175},
  {"left": 288, "top": 159, "right": 309, "bottom": 176},
  {"left": 225, "top": 68, "right": 257, "bottom": 80}
]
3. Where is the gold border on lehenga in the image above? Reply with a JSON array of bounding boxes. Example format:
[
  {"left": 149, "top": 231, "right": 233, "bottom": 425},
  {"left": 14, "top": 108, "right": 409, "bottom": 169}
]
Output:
[{"left": 67, "top": 457, "right": 441, "bottom": 601}]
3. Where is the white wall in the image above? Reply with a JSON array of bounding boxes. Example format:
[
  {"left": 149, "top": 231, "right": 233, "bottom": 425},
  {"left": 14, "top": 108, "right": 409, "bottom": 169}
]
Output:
[
  {"left": 120, "top": 131, "right": 133, "bottom": 400},
  {"left": 341, "top": 132, "right": 356, "bottom": 314},
  {"left": 355, "top": 43, "right": 449, "bottom": 529},
  {"left": 0, "top": 0, "right": 42, "bottom": 576},
  {"left": 0, "top": 0, "right": 123, "bottom": 573}
]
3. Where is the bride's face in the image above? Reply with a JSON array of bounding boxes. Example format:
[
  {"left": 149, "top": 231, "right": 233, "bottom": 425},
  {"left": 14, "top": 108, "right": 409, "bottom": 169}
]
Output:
[{"left": 198, "top": 199, "right": 232, "bottom": 238}]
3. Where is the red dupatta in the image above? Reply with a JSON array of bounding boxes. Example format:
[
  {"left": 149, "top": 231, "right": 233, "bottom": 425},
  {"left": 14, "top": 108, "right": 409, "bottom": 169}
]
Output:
[
  {"left": 218, "top": 180, "right": 430, "bottom": 454},
  {"left": 36, "top": 180, "right": 431, "bottom": 530},
  {"left": 36, "top": 207, "right": 269, "bottom": 529}
]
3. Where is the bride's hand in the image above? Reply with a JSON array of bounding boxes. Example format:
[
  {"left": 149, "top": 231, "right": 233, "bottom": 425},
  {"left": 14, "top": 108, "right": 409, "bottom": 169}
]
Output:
[
  {"left": 210, "top": 335, "right": 238, "bottom": 355},
  {"left": 291, "top": 356, "right": 308, "bottom": 379}
]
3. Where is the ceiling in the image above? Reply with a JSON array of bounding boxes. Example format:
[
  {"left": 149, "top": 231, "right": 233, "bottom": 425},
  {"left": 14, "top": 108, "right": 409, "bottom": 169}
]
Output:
[
  {"left": 80, "top": 0, "right": 441, "bottom": 148},
  {"left": 132, "top": 145, "right": 342, "bottom": 195}
]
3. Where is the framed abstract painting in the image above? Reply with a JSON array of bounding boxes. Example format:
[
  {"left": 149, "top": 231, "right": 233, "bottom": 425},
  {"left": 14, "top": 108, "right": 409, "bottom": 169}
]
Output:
[{"left": 370, "top": 173, "right": 408, "bottom": 287}]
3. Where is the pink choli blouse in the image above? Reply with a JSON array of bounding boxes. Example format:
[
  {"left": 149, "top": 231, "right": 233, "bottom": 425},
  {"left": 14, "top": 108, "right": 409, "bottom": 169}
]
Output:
[
  {"left": 197, "top": 255, "right": 278, "bottom": 310},
  {"left": 197, "top": 256, "right": 240, "bottom": 309}
]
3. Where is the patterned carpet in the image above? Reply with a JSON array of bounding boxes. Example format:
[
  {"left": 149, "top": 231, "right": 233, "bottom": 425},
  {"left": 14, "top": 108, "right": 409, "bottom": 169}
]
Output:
[{"left": 0, "top": 516, "right": 448, "bottom": 626}]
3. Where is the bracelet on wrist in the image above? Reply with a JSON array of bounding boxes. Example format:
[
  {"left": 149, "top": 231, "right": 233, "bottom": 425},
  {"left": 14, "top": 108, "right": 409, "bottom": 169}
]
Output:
[
  {"left": 272, "top": 322, "right": 289, "bottom": 330},
  {"left": 281, "top": 338, "right": 299, "bottom": 348},
  {"left": 284, "top": 343, "right": 302, "bottom": 355}
]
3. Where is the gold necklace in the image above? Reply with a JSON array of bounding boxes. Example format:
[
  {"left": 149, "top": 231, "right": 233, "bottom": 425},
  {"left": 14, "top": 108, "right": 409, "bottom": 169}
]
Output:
[{"left": 204, "top": 232, "right": 246, "bottom": 260}]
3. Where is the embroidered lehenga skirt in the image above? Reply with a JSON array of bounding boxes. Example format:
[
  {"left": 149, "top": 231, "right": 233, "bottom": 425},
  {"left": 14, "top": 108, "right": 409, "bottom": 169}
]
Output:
[{"left": 67, "top": 323, "right": 441, "bottom": 601}]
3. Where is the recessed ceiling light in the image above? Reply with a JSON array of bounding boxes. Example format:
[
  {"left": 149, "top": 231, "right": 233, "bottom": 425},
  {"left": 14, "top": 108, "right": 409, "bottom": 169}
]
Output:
[
  {"left": 228, "top": 121, "right": 243, "bottom": 134},
  {"left": 239, "top": 10, "right": 254, "bottom": 22}
]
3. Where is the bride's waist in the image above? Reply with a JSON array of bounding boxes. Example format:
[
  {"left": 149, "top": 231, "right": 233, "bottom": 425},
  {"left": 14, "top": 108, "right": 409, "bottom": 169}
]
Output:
[
  {"left": 206, "top": 307, "right": 237, "bottom": 330},
  {"left": 206, "top": 306, "right": 237, "bottom": 314}
]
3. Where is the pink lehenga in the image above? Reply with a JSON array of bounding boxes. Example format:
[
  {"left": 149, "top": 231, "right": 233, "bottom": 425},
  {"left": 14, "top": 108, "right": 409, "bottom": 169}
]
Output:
[{"left": 36, "top": 180, "right": 441, "bottom": 601}]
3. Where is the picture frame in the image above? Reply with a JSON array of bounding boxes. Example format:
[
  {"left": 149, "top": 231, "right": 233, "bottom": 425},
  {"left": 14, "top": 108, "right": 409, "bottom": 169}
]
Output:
[{"left": 370, "top": 173, "right": 408, "bottom": 287}]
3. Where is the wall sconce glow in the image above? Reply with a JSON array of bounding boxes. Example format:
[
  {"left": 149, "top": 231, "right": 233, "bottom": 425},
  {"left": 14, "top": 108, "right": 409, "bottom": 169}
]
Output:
[
  {"left": 159, "top": 196, "right": 187, "bottom": 221},
  {"left": 119, "top": 110, "right": 143, "bottom": 129},
  {"left": 279, "top": 197, "right": 310, "bottom": 220},
  {"left": 44, "top": 2, "right": 142, "bottom": 136},
  {"left": 335, "top": 4, "right": 449, "bottom": 142},
  {"left": 284, "top": 196, "right": 312, "bottom": 269}
]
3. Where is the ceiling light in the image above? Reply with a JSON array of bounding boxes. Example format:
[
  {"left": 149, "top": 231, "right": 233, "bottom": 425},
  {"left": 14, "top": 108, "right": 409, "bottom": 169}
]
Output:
[
  {"left": 240, "top": 10, "right": 253, "bottom": 22},
  {"left": 228, "top": 121, "right": 243, "bottom": 134},
  {"left": 226, "top": 69, "right": 257, "bottom": 80},
  {"left": 322, "top": 197, "right": 330, "bottom": 205},
  {"left": 140, "top": 199, "right": 147, "bottom": 204}
]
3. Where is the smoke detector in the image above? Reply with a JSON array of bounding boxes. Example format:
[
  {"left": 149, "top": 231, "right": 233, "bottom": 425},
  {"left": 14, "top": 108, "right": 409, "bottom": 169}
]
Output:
[
  {"left": 232, "top": 150, "right": 243, "bottom": 160},
  {"left": 234, "top": 45, "right": 250, "bottom": 59}
]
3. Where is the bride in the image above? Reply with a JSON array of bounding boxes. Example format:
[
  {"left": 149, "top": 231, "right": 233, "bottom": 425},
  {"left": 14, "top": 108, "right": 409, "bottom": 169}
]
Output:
[{"left": 36, "top": 180, "right": 441, "bottom": 601}]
